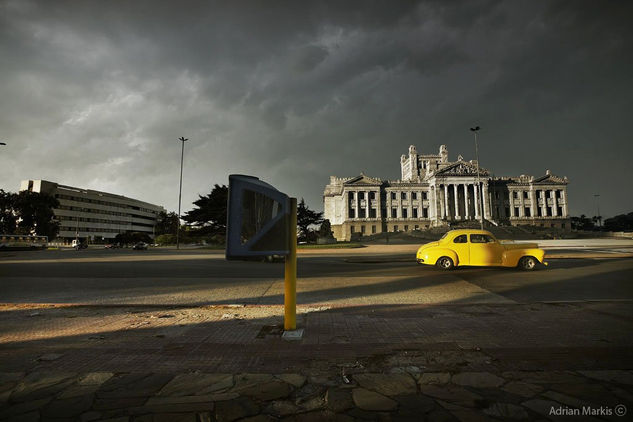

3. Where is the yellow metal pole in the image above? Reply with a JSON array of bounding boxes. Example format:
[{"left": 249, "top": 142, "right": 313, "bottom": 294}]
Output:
[{"left": 284, "top": 197, "right": 297, "bottom": 330}]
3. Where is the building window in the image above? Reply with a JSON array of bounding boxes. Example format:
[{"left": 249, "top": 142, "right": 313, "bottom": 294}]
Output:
[
  {"left": 349, "top": 208, "right": 355, "bottom": 218},
  {"left": 370, "top": 191, "right": 376, "bottom": 199},
  {"left": 402, "top": 209, "right": 408, "bottom": 219},
  {"left": 556, "top": 190, "right": 562, "bottom": 199},
  {"left": 348, "top": 192, "right": 354, "bottom": 201},
  {"left": 557, "top": 206, "right": 563, "bottom": 216},
  {"left": 412, "top": 192, "right": 417, "bottom": 200},
  {"left": 361, "top": 226, "right": 366, "bottom": 234},
  {"left": 537, "top": 207, "right": 542, "bottom": 217},
  {"left": 394, "top": 225, "right": 399, "bottom": 232},
  {"left": 513, "top": 191, "right": 519, "bottom": 199},
  {"left": 350, "top": 226, "right": 355, "bottom": 233},
  {"left": 358, "top": 192, "right": 364, "bottom": 200},
  {"left": 401, "top": 192, "right": 407, "bottom": 200},
  {"left": 404, "top": 225, "right": 408, "bottom": 231},
  {"left": 369, "top": 208, "right": 376, "bottom": 218},
  {"left": 525, "top": 207, "right": 531, "bottom": 217},
  {"left": 414, "top": 225, "right": 419, "bottom": 230},
  {"left": 391, "top": 208, "right": 397, "bottom": 218},
  {"left": 391, "top": 192, "right": 396, "bottom": 200},
  {"left": 423, "top": 208, "right": 428, "bottom": 218},
  {"left": 523, "top": 191, "right": 529, "bottom": 199},
  {"left": 547, "top": 207, "right": 552, "bottom": 216},
  {"left": 412, "top": 208, "right": 418, "bottom": 218},
  {"left": 371, "top": 225, "right": 376, "bottom": 234},
  {"left": 514, "top": 207, "right": 519, "bottom": 216},
  {"left": 359, "top": 208, "right": 366, "bottom": 218},
  {"left": 422, "top": 192, "right": 428, "bottom": 200}
]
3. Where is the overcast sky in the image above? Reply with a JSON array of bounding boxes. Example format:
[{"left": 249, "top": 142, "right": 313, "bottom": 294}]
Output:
[{"left": 1, "top": 0, "right": 631, "bottom": 219}]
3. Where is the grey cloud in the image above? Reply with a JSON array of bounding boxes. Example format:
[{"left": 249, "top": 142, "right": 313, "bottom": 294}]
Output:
[{"left": 1, "top": 0, "right": 632, "bottom": 219}]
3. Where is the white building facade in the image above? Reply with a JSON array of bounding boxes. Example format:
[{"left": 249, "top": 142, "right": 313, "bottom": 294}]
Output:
[
  {"left": 20, "top": 180, "right": 165, "bottom": 243},
  {"left": 324, "top": 145, "right": 570, "bottom": 241}
]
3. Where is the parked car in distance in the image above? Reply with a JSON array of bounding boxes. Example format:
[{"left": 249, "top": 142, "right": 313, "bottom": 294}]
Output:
[
  {"left": 416, "top": 229, "right": 547, "bottom": 271},
  {"left": 132, "top": 242, "right": 148, "bottom": 250}
]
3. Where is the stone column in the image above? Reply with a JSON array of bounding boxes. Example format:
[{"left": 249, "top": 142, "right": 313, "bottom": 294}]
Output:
[
  {"left": 453, "top": 184, "right": 460, "bottom": 219},
  {"left": 482, "top": 183, "right": 490, "bottom": 220},
  {"left": 464, "top": 184, "right": 470, "bottom": 219},
  {"left": 530, "top": 189, "right": 537, "bottom": 219},
  {"left": 552, "top": 190, "right": 558, "bottom": 216},
  {"left": 444, "top": 184, "right": 449, "bottom": 219},
  {"left": 366, "top": 191, "right": 371, "bottom": 219},
  {"left": 561, "top": 189, "right": 568, "bottom": 216},
  {"left": 474, "top": 184, "right": 480, "bottom": 219}
]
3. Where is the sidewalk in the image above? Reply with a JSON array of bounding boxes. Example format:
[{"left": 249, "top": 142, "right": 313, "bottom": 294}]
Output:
[{"left": 1, "top": 301, "right": 632, "bottom": 421}]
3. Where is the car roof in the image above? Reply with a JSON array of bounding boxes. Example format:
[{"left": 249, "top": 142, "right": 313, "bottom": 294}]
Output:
[{"left": 444, "top": 229, "right": 494, "bottom": 236}]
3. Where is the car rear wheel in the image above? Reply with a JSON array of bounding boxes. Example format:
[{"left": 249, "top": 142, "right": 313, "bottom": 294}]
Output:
[
  {"left": 518, "top": 256, "right": 537, "bottom": 271},
  {"left": 436, "top": 256, "right": 454, "bottom": 270}
]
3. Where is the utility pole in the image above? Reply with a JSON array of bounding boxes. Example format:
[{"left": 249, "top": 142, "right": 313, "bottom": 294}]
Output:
[
  {"left": 176, "top": 137, "right": 188, "bottom": 250},
  {"left": 470, "top": 126, "right": 484, "bottom": 230}
]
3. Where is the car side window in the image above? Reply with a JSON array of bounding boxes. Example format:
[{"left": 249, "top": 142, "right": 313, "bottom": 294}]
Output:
[
  {"left": 453, "top": 235, "right": 467, "bottom": 244},
  {"left": 483, "top": 235, "right": 496, "bottom": 243},
  {"left": 470, "top": 234, "right": 486, "bottom": 243}
]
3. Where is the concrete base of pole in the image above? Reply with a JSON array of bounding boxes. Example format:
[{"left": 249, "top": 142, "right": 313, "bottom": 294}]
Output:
[{"left": 282, "top": 329, "right": 304, "bottom": 341}]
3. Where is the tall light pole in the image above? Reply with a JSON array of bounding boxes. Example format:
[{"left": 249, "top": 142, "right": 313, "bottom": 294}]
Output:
[
  {"left": 470, "top": 126, "right": 484, "bottom": 230},
  {"left": 176, "top": 136, "right": 188, "bottom": 250},
  {"left": 593, "top": 194, "right": 601, "bottom": 228}
]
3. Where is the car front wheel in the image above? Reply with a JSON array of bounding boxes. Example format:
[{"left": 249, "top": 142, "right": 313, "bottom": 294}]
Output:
[
  {"left": 436, "top": 256, "right": 454, "bottom": 270},
  {"left": 518, "top": 256, "right": 537, "bottom": 271}
]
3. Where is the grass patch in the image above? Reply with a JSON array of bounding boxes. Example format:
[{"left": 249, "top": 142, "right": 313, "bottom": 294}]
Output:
[{"left": 298, "top": 242, "right": 364, "bottom": 249}]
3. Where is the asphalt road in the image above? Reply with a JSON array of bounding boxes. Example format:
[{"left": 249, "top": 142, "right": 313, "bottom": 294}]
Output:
[{"left": 1, "top": 248, "right": 632, "bottom": 306}]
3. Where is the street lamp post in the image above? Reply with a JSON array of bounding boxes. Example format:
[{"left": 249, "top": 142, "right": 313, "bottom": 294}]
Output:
[
  {"left": 176, "top": 137, "right": 188, "bottom": 250},
  {"left": 470, "top": 126, "right": 484, "bottom": 230},
  {"left": 593, "top": 194, "right": 601, "bottom": 228}
]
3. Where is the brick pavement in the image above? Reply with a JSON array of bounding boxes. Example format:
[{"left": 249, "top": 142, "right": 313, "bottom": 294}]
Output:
[{"left": 1, "top": 302, "right": 632, "bottom": 420}]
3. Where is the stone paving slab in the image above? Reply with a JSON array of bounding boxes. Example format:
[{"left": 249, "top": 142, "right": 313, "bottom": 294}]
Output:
[
  {"left": 1, "top": 302, "right": 632, "bottom": 420},
  {"left": 1, "top": 369, "right": 632, "bottom": 421}
]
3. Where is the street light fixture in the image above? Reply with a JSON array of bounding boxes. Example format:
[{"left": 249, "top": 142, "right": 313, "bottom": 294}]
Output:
[
  {"left": 470, "top": 126, "right": 484, "bottom": 230},
  {"left": 176, "top": 136, "right": 188, "bottom": 250}
]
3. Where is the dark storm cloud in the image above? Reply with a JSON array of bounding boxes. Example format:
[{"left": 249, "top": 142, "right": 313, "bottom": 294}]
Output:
[{"left": 1, "top": 0, "right": 632, "bottom": 218}]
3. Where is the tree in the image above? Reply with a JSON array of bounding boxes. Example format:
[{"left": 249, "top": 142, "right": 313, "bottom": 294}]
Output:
[
  {"left": 13, "top": 191, "right": 59, "bottom": 239},
  {"left": 297, "top": 198, "right": 323, "bottom": 242},
  {"left": 155, "top": 211, "right": 180, "bottom": 236},
  {"left": 318, "top": 219, "right": 333, "bottom": 239},
  {"left": 570, "top": 214, "right": 595, "bottom": 231},
  {"left": 0, "top": 190, "right": 17, "bottom": 234},
  {"left": 604, "top": 212, "right": 633, "bottom": 231},
  {"left": 182, "top": 184, "right": 228, "bottom": 234}
]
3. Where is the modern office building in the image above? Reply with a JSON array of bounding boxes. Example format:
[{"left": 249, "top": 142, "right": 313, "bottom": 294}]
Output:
[
  {"left": 324, "top": 145, "right": 570, "bottom": 241},
  {"left": 20, "top": 180, "right": 165, "bottom": 243}
]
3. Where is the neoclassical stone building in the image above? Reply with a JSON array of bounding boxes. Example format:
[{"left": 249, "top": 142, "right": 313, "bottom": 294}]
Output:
[{"left": 324, "top": 145, "right": 570, "bottom": 241}]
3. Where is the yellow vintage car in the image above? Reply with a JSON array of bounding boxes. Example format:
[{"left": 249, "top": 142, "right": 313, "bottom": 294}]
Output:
[{"left": 416, "top": 229, "right": 547, "bottom": 271}]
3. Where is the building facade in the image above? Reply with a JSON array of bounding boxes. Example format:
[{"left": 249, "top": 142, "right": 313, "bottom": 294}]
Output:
[
  {"left": 324, "top": 145, "right": 570, "bottom": 241},
  {"left": 20, "top": 180, "right": 165, "bottom": 243}
]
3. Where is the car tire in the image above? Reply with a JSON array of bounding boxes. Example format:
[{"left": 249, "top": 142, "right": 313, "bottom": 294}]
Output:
[
  {"left": 518, "top": 256, "right": 537, "bottom": 271},
  {"left": 436, "top": 256, "right": 454, "bottom": 270}
]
